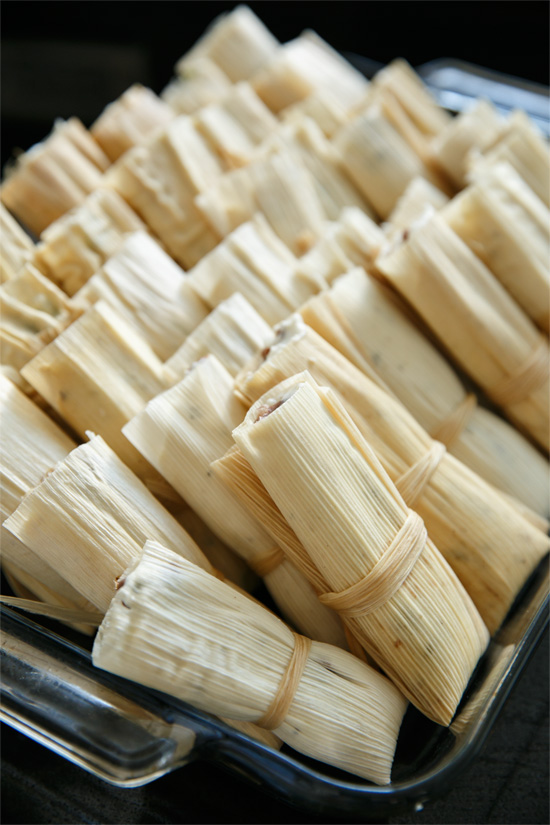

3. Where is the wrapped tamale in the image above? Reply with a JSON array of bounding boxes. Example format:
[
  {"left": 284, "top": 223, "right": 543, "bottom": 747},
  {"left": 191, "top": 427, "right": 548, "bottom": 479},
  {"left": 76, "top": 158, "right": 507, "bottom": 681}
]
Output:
[
  {"left": 1, "top": 118, "right": 110, "bottom": 236},
  {"left": 93, "top": 540, "right": 408, "bottom": 784},
  {"left": 33, "top": 188, "right": 148, "bottom": 296},
  {"left": 236, "top": 328, "right": 550, "bottom": 633},
  {"left": 233, "top": 374, "right": 489, "bottom": 725},
  {"left": 387, "top": 176, "right": 450, "bottom": 231},
  {"left": 0, "top": 203, "right": 34, "bottom": 282},
  {"left": 90, "top": 84, "right": 175, "bottom": 162},
  {"left": 74, "top": 230, "right": 209, "bottom": 361},
  {"left": 376, "top": 213, "right": 549, "bottom": 450},
  {"left": 441, "top": 162, "right": 550, "bottom": 333},
  {"left": 300, "top": 267, "right": 549, "bottom": 515},
  {"left": 162, "top": 57, "right": 232, "bottom": 116},
  {"left": 123, "top": 355, "right": 348, "bottom": 647}
]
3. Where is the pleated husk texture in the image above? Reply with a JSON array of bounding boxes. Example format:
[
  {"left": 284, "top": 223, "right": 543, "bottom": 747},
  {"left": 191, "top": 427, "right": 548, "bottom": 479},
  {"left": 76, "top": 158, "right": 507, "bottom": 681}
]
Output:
[
  {"left": 281, "top": 89, "right": 350, "bottom": 139},
  {"left": 1, "top": 118, "right": 110, "bottom": 236},
  {"left": 93, "top": 540, "right": 407, "bottom": 784},
  {"left": 162, "top": 57, "right": 232, "bottom": 116},
  {"left": 441, "top": 161, "right": 550, "bottom": 333},
  {"left": 236, "top": 327, "right": 550, "bottom": 633},
  {"left": 376, "top": 213, "right": 550, "bottom": 451},
  {"left": 33, "top": 188, "right": 148, "bottom": 297},
  {"left": 387, "top": 176, "right": 449, "bottom": 231},
  {"left": 233, "top": 375, "right": 489, "bottom": 725},
  {"left": 74, "top": 231, "right": 209, "bottom": 361},
  {"left": 123, "top": 355, "right": 348, "bottom": 648},
  {"left": 299, "top": 267, "right": 550, "bottom": 516},
  {"left": 90, "top": 84, "right": 175, "bottom": 163},
  {"left": 0, "top": 203, "right": 34, "bottom": 282}
]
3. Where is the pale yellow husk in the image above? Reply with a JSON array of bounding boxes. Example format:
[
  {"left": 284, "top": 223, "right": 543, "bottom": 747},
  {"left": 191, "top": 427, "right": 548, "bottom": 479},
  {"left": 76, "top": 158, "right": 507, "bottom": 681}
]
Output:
[
  {"left": 162, "top": 57, "right": 232, "bottom": 116},
  {"left": 387, "top": 176, "right": 450, "bottom": 231},
  {"left": 281, "top": 89, "right": 350, "bottom": 139},
  {"left": 0, "top": 203, "right": 34, "bottom": 282}
]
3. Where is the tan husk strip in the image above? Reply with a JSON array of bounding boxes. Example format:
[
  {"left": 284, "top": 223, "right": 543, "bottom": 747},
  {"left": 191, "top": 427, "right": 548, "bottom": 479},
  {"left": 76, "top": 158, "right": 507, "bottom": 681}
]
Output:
[
  {"left": 376, "top": 214, "right": 549, "bottom": 450},
  {"left": 299, "top": 267, "right": 549, "bottom": 515},
  {"left": 0, "top": 203, "right": 34, "bottom": 282},
  {"left": 236, "top": 327, "right": 549, "bottom": 633},
  {"left": 387, "top": 177, "right": 449, "bottom": 231},
  {"left": 162, "top": 57, "right": 232, "bottom": 116},
  {"left": 93, "top": 540, "right": 407, "bottom": 784}
]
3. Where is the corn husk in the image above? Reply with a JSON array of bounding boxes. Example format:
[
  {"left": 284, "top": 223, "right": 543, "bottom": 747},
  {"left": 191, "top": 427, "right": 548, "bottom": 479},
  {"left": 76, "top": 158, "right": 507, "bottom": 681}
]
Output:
[
  {"left": 376, "top": 213, "right": 549, "bottom": 450},
  {"left": 300, "top": 267, "right": 549, "bottom": 515},
  {"left": 33, "top": 188, "right": 148, "bottom": 296},
  {"left": 176, "top": 5, "right": 279, "bottom": 83},
  {"left": 442, "top": 162, "right": 550, "bottom": 333},
  {"left": 74, "top": 231, "right": 209, "bottom": 361},
  {"left": 93, "top": 540, "right": 407, "bottom": 784},
  {"left": 91, "top": 84, "right": 175, "bottom": 162},
  {"left": 281, "top": 89, "right": 350, "bottom": 138},
  {"left": 233, "top": 374, "right": 489, "bottom": 725},
  {"left": 252, "top": 31, "right": 368, "bottom": 115},
  {"left": 0, "top": 203, "right": 34, "bottom": 282},
  {"left": 1, "top": 118, "right": 110, "bottom": 236},
  {"left": 431, "top": 100, "right": 506, "bottom": 188},
  {"left": 186, "top": 215, "right": 311, "bottom": 324},
  {"left": 165, "top": 292, "right": 274, "bottom": 382},
  {"left": 162, "top": 57, "right": 232, "bottom": 116},
  {"left": 123, "top": 355, "right": 348, "bottom": 647},
  {"left": 236, "top": 326, "right": 550, "bottom": 633},
  {"left": 387, "top": 176, "right": 450, "bottom": 231}
]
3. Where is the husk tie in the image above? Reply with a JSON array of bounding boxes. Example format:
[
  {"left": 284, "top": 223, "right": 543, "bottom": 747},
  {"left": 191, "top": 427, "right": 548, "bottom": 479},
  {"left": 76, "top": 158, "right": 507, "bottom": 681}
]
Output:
[
  {"left": 255, "top": 633, "right": 312, "bottom": 730},
  {"left": 395, "top": 442, "right": 447, "bottom": 507},
  {"left": 488, "top": 338, "right": 549, "bottom": 408},
  {"left": 430, "top": 394, "right": 477, "bottom": 448}
]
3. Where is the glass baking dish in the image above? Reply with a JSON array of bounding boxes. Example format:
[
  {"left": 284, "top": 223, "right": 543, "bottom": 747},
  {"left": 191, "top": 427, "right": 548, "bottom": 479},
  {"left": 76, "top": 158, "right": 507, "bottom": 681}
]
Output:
[{"left": 1, "top": 553, "right": 548, "bottom": 821}]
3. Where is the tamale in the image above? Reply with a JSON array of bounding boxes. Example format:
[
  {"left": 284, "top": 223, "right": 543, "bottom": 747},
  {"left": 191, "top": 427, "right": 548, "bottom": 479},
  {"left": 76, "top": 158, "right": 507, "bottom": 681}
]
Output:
[
  {"left": 0, "top": 203, "right": 34, "bottom": 282},
  {"left": 387, "top": 176, "right": 449, "bottom": 231},
  {"left": 93, "top": 540, "right": 407, "bottom": 784},
  {"left": 233, "top": 374, "right": 489, "bottom": 725},
  {"left": 376, "top": 213, "right": 549, "bottom": 450},
  {"left": 162, "top": 57, "right": 232, "bottom": 116}
]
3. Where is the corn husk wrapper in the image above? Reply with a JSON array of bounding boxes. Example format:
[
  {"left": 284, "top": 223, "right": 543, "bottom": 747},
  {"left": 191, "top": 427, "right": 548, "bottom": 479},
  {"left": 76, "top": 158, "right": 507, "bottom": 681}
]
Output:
[
  {"left": 387, "top": 176, "right": 449, "bottom": 231},
  {"left": 176, "top": 5, "right": 279, "bottom": 83},
  {"left": 236, "top": 326, "right": 549, "bottom": 633},
  {"left": 252, "top": 31, "right": 368, "bottom": 115},
  {"left": 300, "top": 267, "right": 549, "bottom": 515},
  {"left": 91, "top": 84, "right": 175, "bottom": 163},
  {"left": 376, "top": 214, "right": 550, "bottom": 450},
  {"left": 0, "top": 203, "right": 35, "bottom": 282},
  {"left": 1, "top": 118, "right": 110, "bottom": 236},
  {"left": 233, "top": 374, "right": 489, "bottom": 725},
  {"left": 165, "top": 292, "right": 274, "bottom": 382},
  {"left": 186, "top": 215, "right": 312, "bottom": 325},
  {"left": 123, "top": 355, "right": 348, "bottom": 648},
  {"left": 74, "top": 231, "right": 209, "bottom": 361},
  {"left": 442, "top": 162, "right": 550, "bottom": 333},
  {"left": 162, "top": 57, "right": 232, "bottom": 116},
  {"left": 467, "top": 110, "right": 550, "bottom": 207},
  {"left": 33, "top": 188, "right": 148, "bottom": 296},
  {"left": 431, "top": 100, "right": 506, "bottom": 188},
  {"left": 93, "top": 540, "right": 407, "bottom": 784},
  {"left": 281, "top": 89, "right": 350, "bottom": 138}
]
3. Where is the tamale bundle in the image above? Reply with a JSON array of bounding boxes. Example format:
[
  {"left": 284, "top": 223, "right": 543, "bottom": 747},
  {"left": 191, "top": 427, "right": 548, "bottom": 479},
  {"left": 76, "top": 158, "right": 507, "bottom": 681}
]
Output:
[
  {"left": 300, "top": 267, "right": 549, "bottom": 514},
  {"left": 376, "top": 213, "right": 549, "bottom": 450},
  {"left": 164, "top": 292, "right": 274, "bottom": 381},
  {"left": 387, "top": 176, "right": 450, "bottom": 231},
  {"left": 233, "top": 374, "right": 489, "bottom": 725},
  {"left": 0, "top": 203, "right": 34, "bottom": 282},
  {"left": 441, "top": 161, "right": 550, "bottom": 333},
  {"left": 1, "top": 118, "right": 110, "bottom": 236},
  {"left": 90, "top": 84, "right": 175, "bottom": 163},
  {"left": 123, "top": 355, "right": 348, "bottom": 647},
  {"left": 73, "top": 230, "right": 209, "bottom": 361},
  {"left": 236, "top": 329, "right": 550, "bottom": 633},
  {"left": 162, "top": 57, "right": 232, "bottom": 116},
  {"left": 93, "top": 540, "right": 408, "bottom": 784},
  {"left": 32, "top": 188, "right": 148, "bottom": 296}
]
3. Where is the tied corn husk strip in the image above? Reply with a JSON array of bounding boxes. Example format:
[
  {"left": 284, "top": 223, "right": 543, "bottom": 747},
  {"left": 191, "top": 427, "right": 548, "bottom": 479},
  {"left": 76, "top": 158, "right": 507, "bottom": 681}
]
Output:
[
  {"left": 106, "top": 116, "right": 224, "bottom": 269},
  {"left": 233, "top": 375, "right": 489, "bottom": 726},
  {"left": 164, "top": 292, "right": 274, "bottom": 382},
  {"left": 195, "top": 151, "right": 328, "bottom": 256},
  {"left": 176, "top": 5, "right": 279, "bottom": 83},
  {"left": 376, "top": 213, "right": 550, "bottom": 450},
  {"left": 467, "top": 110, "right": 550, "bottom": 208},
  {"left": 33, "top": 188, "right": 148, "bottom": 296},
  {"left": 93, "top": 540, "right": 407, "bottom": 784},
  {"left": 123, "top": 355, "right": 347, "bottom": 647},
  {"left": 73, "top": 231, "right": 209, "bottom": 361},
  {"left": 186, "top": 215, "right": 311, "bottom": 325},
  {"left": 90, "top": 84, "right": 175, "bottom": 163},
  {"left": 0, "top": 595, "right": 103, "bottom": 627},
  {"left": 281, "top": 89, "right": 350, "bottom": 139},
  {"left": 431, "top": 100, "right": 506, "bottom": 188},
  {"left": 387, "top": 177, "right": 450, "bottom": 231},
  {"left": 1, "top": 118, "right": 110, "bottom": 236},
  {"left": 194, "top": 82, "right": 278, "bottom": 169},
  {"left": 441, "top": 162, "right": 550, "bottom": 333},
  {"left": 300, "top": 267, "right": 549, "bottom": 515},
  {"left": 3, "top": 434, "right": 214, "bottom": 613},
  {"left": 0, "top": 203, "right": 34, "bottom": 282},
  {"left": 162, "top": 57, "right": 232, "bottom": 116},
  {"left": 236, "top": 328, "right": 550, "bottom": 633},
  {"left": 252, "top": 31, "right": 368, "bottom": 115}
]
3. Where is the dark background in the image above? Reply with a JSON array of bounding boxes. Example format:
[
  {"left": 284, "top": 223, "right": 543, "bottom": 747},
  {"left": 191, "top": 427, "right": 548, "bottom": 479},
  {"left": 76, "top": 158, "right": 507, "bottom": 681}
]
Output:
[{"left": 1, "top": 1, "right": 549, "bottom": 823}]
